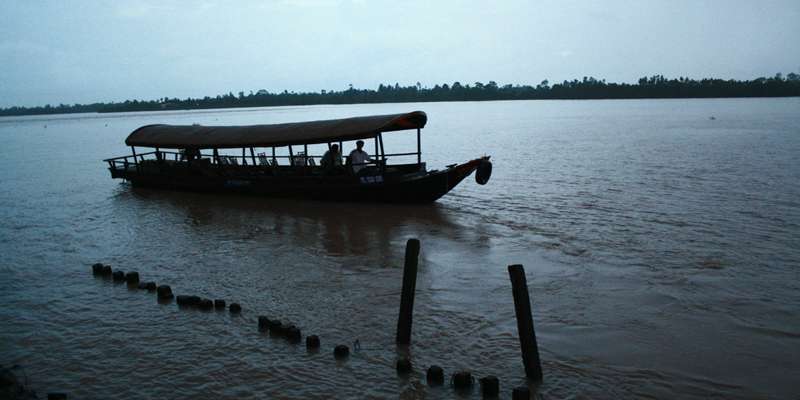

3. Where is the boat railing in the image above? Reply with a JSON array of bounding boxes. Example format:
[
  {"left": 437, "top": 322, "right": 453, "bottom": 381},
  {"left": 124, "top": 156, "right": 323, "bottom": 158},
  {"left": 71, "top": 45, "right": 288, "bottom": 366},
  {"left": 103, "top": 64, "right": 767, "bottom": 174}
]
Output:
[
  {"left": 380, "top": 152, "right": 419, "bottom": 159},
  {"left": 103, "top": 150, "right": 321, "bottom": 170},
  {"left": 103, "top": 150, "right": 189, "bottom": 171},
  {"left": 207, "top": 152, "right": 328, "bottom": 167},
  {"left": 103, "top": 149, "right": 424, "bottom": 173}
]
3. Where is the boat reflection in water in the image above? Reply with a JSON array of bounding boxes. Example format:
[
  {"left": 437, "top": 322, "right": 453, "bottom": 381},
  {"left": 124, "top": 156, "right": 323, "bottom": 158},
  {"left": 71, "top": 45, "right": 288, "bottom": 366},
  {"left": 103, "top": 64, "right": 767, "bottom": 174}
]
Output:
[{"left": 114, "top": 185, "right": 464, "bottom": 259}]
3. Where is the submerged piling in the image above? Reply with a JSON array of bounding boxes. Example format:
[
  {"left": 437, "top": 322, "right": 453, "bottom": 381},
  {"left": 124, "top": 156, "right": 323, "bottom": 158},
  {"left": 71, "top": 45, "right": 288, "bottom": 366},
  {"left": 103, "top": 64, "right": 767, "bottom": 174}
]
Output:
[
  {"left": 512, "top": 386, "right": 530, "bottom": 400},
  {"left": 396, "top": 357, "right": 412, "bottom": 374},
  {"left": 396, "top": 238, "right": 420, "bottom": 345},
  {"left": 286, "top": 326, "right": 301, "bottom": 343},
  {"left": 156, "top": 285, "right": 173, "bottom": 300},
  {"left": 452, "top": 371, "right": 474, "bottom": 391},
  {"left": 92, "top": 263, "right": 103, "bottom": 275},
  {"left": 480, "top": 376, "right": 500, "bottom": 398},
  {"left": 333, "top": 345, "right": 349, "bottom": 359},
  {"left": 267, "top": 319, "right": 282, "bottom": 333},
  {"left": 508, "top": 264, "right": 543, "bottom": 381},
  {"left": 125, "top": 272, "right": 139, "bottom": 285},
  {"left": 279, "top": 324, "right": 292, "bottom": 337},
  {"left": 306, "top": 335, "right": 320, "bottom": 349},
  {"left": 426, "top": 366, "right": 444, "bottom": 386},
  {"left": 198, "top": 298, "right": 213, "bottom": 310},
  {"left": 112, "top": 270, "right": 125, "bottom": 282},
  {"left": 175, "top": 296, "right": 203, "bottom": 307},
  {"left": 258, "top": 316, "right": 270, "bottom": 331}
]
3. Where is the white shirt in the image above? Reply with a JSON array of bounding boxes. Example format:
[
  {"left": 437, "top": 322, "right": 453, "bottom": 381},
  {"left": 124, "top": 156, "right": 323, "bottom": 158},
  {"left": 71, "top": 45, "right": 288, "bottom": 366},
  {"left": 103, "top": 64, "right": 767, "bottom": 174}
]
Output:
[{"left": 349, "top": 149, "right": 371, "bottom": 173}]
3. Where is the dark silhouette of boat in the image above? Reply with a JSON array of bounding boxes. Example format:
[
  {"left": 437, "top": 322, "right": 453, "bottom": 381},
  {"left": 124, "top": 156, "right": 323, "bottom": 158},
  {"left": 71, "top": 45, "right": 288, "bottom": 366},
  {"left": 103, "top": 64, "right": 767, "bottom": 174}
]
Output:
[{"left": 103, "top": 111, "right": 491, "bottom": 203}]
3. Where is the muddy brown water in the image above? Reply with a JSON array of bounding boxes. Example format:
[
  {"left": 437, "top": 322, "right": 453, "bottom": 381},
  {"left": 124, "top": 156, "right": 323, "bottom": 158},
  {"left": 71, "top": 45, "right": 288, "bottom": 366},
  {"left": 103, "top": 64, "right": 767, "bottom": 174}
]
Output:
[{"left": 1, "top": 98, "right": 798, "bottom": 399}]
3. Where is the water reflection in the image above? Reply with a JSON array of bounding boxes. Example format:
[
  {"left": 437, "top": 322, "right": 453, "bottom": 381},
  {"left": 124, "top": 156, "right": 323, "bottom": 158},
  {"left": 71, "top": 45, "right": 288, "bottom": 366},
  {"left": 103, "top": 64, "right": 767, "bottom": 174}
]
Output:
[{"left": 117, "top": 185, "right": 459, "bottom": 258}]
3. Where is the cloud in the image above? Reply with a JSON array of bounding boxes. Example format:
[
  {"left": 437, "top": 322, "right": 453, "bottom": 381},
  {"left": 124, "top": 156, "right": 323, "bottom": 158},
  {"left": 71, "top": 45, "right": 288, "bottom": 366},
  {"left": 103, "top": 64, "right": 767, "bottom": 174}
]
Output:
[
  {"left": 275, "top": 0, "right": 341, "bottom": 7},
  {"left": 0, "top": 40, "right": 51, "bottom": 56},
  {"left": 116, "top": 1, "right": 175, "bottom": 18}
]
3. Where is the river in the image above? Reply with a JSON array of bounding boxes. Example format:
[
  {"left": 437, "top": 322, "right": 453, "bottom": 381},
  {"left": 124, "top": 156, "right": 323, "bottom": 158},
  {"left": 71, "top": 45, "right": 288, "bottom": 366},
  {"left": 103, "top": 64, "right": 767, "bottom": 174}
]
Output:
[{"left": 1, "top": 98, "right": 798, "bottom": 399}]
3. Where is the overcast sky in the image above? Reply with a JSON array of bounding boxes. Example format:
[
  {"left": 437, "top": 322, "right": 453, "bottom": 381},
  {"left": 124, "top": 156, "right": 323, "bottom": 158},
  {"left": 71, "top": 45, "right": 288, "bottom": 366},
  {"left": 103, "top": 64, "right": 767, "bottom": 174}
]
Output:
[{"left": 1, "top": 0, "right": 798, "bottom": 108}]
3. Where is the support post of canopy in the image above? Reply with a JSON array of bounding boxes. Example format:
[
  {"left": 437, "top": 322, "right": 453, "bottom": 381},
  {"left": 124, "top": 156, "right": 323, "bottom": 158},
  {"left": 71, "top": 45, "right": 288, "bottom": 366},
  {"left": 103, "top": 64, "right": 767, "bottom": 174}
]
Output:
[
  {"left": 272, "top": 147, "right": 276, "bottom": 165},
  {"left": 378, "top": 133, "right": 386, "bottom": 173},
  {"left": 213, "top": 148, "right": 220, "bottom": 168},
  {"left": 416, "top": 128, "right": 421, "bottom": 165},
  {"left": 242, "top": 148, "right": 247, "bottom": 165},
  {"left": 130, "top": 146, "right": 140, "bottom": 173},
  {"left": 374, "top": 136, "right": 379, "bottom": 165},
  {"left": 289, "top": 146, "right": 294, "bottom": 166},
  {"left": 250, "top": 147, "right": 256, "bottom": 166}
]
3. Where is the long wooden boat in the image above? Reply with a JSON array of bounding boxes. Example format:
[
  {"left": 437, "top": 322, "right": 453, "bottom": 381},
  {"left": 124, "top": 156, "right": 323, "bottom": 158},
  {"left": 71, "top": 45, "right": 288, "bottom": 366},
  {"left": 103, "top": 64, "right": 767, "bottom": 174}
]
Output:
[{"left": 103, "top": 111, "right": 491, "bottom": 203}]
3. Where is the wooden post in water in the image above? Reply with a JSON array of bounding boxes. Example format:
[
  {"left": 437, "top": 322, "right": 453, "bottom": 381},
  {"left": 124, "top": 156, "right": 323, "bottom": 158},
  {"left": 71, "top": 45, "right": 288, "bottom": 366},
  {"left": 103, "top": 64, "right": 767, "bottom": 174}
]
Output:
[
  {"left": 396, "top": 238, "right": 420, "bottom": 345},
  {"left": 508, "top": 264, "right": 543, "bottom": 381}
]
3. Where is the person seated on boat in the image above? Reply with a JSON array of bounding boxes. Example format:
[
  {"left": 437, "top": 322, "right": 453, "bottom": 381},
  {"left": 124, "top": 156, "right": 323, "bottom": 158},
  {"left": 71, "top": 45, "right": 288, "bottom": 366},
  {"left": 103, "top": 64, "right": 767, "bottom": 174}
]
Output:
[
  {"left": 348, "top": 140, "right": 374, "bottom": 174},
  {"left": 320, "top": 144, "right": 343, "bottom": 172},
  {"left": 181, "top": 147, "right": 200, "bottom": 161}
]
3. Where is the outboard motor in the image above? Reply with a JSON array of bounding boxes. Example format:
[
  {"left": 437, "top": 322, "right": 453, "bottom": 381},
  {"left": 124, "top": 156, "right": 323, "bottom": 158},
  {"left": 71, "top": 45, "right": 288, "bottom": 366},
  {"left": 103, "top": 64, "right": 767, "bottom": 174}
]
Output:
[{"left": 475, "top": 159, "right": 492, "bottom": 185}]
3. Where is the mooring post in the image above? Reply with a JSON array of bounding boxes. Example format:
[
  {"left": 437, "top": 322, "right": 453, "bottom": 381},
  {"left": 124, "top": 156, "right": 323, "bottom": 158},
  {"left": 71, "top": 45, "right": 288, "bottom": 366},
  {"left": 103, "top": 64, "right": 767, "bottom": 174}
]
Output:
[
  {"left": 512, "top": 386, "right": 531, "bottom": 400},
  {"left": 508, "top": 264, "right": 543, "bottom": 381},
  {"left": 396, "top": 238, "right": 420, "bottom": 345}
]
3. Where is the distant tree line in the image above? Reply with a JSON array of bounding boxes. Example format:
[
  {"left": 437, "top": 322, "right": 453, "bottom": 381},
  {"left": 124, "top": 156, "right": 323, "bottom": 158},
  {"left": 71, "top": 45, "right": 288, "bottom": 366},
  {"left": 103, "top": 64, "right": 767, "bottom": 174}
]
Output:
[{"left": 2, "top": 73, "right": 799, "bottom": 116}]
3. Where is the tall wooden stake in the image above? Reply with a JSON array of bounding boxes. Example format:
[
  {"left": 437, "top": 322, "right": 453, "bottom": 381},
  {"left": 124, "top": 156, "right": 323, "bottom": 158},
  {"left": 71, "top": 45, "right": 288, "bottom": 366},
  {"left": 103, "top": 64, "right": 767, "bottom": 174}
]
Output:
[
  {"left": 508, "top": 264, "right": 543, "bottom": 381},
  {"left": 396, "top": 238, "right": 420, "bottom": 345}
]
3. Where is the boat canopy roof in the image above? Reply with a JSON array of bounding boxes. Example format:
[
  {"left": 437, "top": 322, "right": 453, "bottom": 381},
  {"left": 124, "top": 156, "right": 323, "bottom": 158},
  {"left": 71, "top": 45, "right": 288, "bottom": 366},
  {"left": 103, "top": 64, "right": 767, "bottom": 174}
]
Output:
[{"left": 125, "top": 111, "right": 427, "bottom": 149}]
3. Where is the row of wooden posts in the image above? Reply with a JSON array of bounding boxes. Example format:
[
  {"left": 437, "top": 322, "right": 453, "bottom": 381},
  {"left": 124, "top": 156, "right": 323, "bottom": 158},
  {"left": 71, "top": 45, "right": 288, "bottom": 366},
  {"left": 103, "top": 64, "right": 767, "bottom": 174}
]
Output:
[
  {"left": 396, "top": 239, "right": 543, "bottom": 399},
  {"left": 91, "top": 263, "right": 242, "bottom": 310},
  {"left": 91, "top": 238, "right": 542, "bottom": 399}
]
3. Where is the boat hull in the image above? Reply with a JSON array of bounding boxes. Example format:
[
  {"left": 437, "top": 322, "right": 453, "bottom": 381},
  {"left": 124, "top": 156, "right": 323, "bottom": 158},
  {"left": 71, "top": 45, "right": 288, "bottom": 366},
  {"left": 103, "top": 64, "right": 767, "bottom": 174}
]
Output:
[{"left": 111, "top": 158, "right": 487, "bottom": 203}]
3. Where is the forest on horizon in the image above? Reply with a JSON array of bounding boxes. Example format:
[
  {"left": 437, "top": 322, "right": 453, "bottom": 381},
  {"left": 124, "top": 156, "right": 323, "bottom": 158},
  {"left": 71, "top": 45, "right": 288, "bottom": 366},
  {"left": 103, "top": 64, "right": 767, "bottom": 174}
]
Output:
[{"left": 2, "top": 73, "right": 799, "bottom": 117}]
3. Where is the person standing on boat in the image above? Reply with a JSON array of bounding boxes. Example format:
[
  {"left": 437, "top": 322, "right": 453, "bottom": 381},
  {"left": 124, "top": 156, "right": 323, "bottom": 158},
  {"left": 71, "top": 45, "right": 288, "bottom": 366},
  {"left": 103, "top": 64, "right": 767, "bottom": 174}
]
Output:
[
  {"left": 348, "top": 140, "right": 373, "bottom": 174},
  {"left": 320, "top": 144, "right": 343, "bottom": 171}
]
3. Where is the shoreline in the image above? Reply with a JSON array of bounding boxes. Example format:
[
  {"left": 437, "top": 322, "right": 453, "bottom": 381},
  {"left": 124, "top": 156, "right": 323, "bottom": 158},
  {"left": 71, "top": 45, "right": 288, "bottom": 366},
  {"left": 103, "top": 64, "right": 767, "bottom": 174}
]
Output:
[
  {"left": 1, "top": 95, "right": 798, "bottom": 119},
  {"left": 3, "top": 74, "right": 799, "bottom": 117}
]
